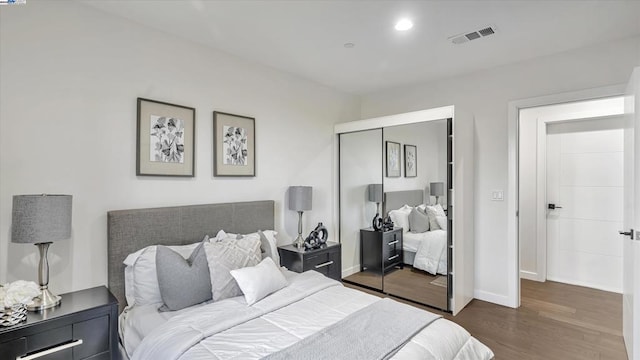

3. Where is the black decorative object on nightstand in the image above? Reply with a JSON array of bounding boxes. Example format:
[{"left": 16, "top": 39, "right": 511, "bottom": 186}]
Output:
[
  {"left": 279, "top": 242, "right": 342, "bottom": 281},
  {"left": 361, "top": 227, "right": 403, "bottom": 274},
  {"left": 0, "top": 286, "right": 118, "bottom": 360}
]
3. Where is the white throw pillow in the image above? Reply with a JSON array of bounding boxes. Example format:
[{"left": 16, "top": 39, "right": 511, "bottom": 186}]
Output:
[
  {"left": 230, "top": 257, "right": 287, "bottom": 305},
  {"left": 123, "top": 240, "right": 203, "bottom": 307},
  {"left": 435, "top": 215, "right": 448, "bottom": 231},
  {"left": 425, "top": 204, "right": 446, "bottom": 230},
  {"left": 388, "top": 204, "right": 412, "bottom": 232}
]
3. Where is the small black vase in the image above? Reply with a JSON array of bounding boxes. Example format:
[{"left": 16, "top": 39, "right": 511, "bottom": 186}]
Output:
[{"left": 372, "top": 213, "right": 383, "bottom": 231}]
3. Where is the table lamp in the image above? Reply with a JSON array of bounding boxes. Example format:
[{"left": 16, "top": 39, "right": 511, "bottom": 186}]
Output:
[
  {"left": 430, "top": 182, "right": 444, "bottom": 205},
  {"left": 368, "top": 184, "right": 383, "bottom": 231},
  {"left": 11, "top": 194, "right": 72, "bottom": 311},
  {"left": 289, "top": 186, "right": 312, "bottom": 249}
]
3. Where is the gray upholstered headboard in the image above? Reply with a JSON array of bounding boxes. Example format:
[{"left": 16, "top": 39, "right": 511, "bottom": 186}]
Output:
[
  {"left": 107, "top": 200, "right": 274, "bottom": 312},
  {"left": 383, "top": 190, "right": 424, "bottom": 215}
]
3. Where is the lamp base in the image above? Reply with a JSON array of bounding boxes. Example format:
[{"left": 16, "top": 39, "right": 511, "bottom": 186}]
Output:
[
  {"left": 294, "top": 234, "right": 305, "bottom": 249},
  {"left": 27, "top": 288, "right": 61, "bottom": 311}
]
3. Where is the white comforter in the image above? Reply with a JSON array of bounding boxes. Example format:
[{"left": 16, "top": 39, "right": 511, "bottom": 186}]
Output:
[
  {"left": 406, "top": 229, "right": 448, "bottom": 275},
  {"left": 128, "top": 271, "right": 492, "bottom": 360}
]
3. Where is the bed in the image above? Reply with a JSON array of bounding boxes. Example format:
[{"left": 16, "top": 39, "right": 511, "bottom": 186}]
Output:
[
  {"left": 108, "top": 200, "right": 492, "bottom": 360},
  {"left": 385, "top": 190, "right": 448, "bottom": 275}
]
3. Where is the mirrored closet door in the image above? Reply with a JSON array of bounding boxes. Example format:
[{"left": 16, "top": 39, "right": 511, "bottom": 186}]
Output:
[
  {"left": 381, "top": 120, "right": 449, "bottom": 310},
  {"left": 336, "top": 106, "right": 475, "bottom": 315},
  {"left": 339, "top": 129, "right": 383, "bottom": 291}
]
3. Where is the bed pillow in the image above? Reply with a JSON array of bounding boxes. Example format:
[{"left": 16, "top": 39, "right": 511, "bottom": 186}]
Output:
[
  {"left": 123, "top": 239, "right": 205, "bottom": 307},
  {"left": 425, "top": 204, "right": 446, "bottom": 230},
  {"left": 230, "top": 257, "right": 287, "bottom": 305},
  {"left": 258, "top": 230, "right": 280, "bottom": 267},
  {"left": 408, "top": 207, "right": 430, "bottom": 233},
  {"left": 156, "top": 240, "right": 212, "bottom": 312},
  {"left": 436, "top": 215, "right": 448, "bottom": 231},
  {"left": 388, "top": 205, "right": 412, "bottom": 232},
  {"left": 213, "top": 229, "right": 280, "bottom": 267},
  {"left": 204, "top": 236, "right": 262, "bottom": 301}
]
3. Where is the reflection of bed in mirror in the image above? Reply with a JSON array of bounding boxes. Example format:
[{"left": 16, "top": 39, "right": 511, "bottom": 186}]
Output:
[{"left": 384, "top": 189, "right": 447, "bottom": 276}]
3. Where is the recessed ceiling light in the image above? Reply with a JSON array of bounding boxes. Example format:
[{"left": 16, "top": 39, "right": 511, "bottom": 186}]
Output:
[
  {"left": 395, "top": 19, "right": 413, "bottom": 31},
  {"left": 344, "top": 43, "right": 355, "bottom": 48}
]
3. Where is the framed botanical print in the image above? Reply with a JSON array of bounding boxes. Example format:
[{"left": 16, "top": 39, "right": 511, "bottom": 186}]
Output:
[
  {"left": 404, "top": 144, "right": 417, "bottom": 177},
  {"left": 386, "top": 141, "right": 401, "bottom": 177},
  {"left": 213, "top": 111, "right": 255, "bottom": 177},
  {"left": 136, "top": 98, "right": 195, "bottom": 177}
]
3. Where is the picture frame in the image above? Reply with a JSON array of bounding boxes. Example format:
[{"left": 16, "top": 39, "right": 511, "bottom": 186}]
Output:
[
  {"left": 136, "top": 98, "right": 195, "bottom": 177},
  {"left": 404, "top": 144, "right": 417, "bottom": 178},
  {"left": 213, "top": 111, "right": 256, "bottom": 177},
  {"left": 386, "top": 141, "right": 401, "bottom": 177}
]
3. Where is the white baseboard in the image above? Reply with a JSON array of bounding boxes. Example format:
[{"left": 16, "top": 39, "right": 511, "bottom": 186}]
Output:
[
  {"left": 341, "top": 265, "right": 360, "bottom": 278},
  {"left": 546, "top": 275, "right": 622, "bottom": 294},
  {"left": 474, "top": 289, "right": 517, "bottom": 308},
  {"left": 520, "top": 270, "right": 542, "bottom": 281}
]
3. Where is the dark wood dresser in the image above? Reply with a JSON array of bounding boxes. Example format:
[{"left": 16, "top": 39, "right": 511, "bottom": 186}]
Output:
[{"left": 0, "top": 286, "right": 118, "bottom": 360}]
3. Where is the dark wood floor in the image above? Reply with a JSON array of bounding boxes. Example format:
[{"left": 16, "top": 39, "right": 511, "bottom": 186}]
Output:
[
  {"left": 346, "top": 279, "right": 626, "bottom": 359},
  {"left": 343, "top": 266, "right": 448, "bottom": 310}
]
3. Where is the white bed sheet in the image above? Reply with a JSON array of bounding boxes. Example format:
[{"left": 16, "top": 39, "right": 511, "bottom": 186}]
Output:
[{"left": 124, "top": 270, "right": 493, "bottom": 360}]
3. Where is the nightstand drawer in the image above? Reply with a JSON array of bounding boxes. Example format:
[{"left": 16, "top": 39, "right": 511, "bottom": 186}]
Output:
[
  {"left": 303, "top": 251, "right": 334, "bottom": 271},
  {"left": 73, "top": 315, "right": 109, "bottom": 359},
  {"left": 28, "top": 325, "right": 73, "bottom": 359},
  {"left": 0, "top": 337, "right": 27, "bottom": 360}
]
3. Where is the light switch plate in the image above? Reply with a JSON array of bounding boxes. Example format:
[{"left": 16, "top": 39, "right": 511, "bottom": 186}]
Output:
[{"left": 491, "top": 190, "right": 504, "bottom": 201}]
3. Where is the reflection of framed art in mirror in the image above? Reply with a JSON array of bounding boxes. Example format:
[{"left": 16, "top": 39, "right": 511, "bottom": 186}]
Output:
[
  {"left": 404, "top": 144, "right": 417, "bottom": 178},
  {"left": 386, "top": 141, "right": 401, "bottom": 177}
]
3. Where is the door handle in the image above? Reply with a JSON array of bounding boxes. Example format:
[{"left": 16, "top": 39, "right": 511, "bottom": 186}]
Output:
[
  {"left": 619, "top": 229, "right": 635, "bottom": 238},
  {"left": 548, "top": 204, "right": 563, "bottom": 210}
]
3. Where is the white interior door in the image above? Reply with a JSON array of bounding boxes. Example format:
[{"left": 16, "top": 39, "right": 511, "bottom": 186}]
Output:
[
  {"left": 623, "top": 67, "right": 640, "bottom": 360},
  {"left": 546, "top": 119, "right": 624, "bottom": 292}
]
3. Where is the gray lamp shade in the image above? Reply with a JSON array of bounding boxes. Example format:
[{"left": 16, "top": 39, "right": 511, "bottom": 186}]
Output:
[
  {"left": 288, "top": 186, "right": 312, "bottom": 211},
  {"left": 368, "top": 184, "right": 383, "bottom": 203},
  {"left": 430, "top": 182, "right": 444, "bottom": 197},
  {"left": 11, "top": 194, "right": 72, "bottom": 244}
]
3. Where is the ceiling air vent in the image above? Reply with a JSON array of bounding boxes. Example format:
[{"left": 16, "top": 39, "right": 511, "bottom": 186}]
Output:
[{"left": 449, "top": 24, "right": 497, "bottom": 45}]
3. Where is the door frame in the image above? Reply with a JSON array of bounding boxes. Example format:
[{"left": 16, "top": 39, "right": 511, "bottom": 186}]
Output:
[
  {"left": 535, "top": 108, "right": 624, "bottom": 284},
  {"left": 506, "top": 84, "right": 626, "bottom": 307}
]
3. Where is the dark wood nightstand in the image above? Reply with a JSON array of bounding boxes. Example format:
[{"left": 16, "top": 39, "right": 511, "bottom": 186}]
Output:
[
  {"left": 278, "top": 242, "right": 342, "bottom": 281},
  {"left": 360, "top": 227, "right": 403, "bottom": 274},
  {"left": 0, "top": 286, "right": 118, "bottom": 360}
]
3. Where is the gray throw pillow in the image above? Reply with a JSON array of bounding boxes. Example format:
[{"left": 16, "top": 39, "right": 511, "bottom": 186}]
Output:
[
  {"left": 156, "top": 240, "right": 212, "bottom": 312},
  {"left": 409, "top": 207, "right": 430, "bottom": 233},
  {"left": 258, "top": 230, "right": 274, "bottom": 260}
]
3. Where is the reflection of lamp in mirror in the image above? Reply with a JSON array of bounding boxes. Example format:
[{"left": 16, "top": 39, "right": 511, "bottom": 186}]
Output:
[
  {"left": 430, "top": 182, "right": 444, "bottom": 205},
  {"left": 368, "top": 184, "right": 383, "bottom": 231},
  {"left": 289, "top": 186, "right": 312, "bottom": 249},
  {"left": 11, "top": 194, "right": 72, "bottom": 311}
]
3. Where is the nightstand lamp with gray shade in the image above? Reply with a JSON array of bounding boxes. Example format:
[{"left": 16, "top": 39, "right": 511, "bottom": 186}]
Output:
[
  {"left": 11, "top": 194, "right": 72, "bottom": 311},
  {"left": 430, "top": 182, "right": 444, "bottom": 205},
  {"left": 289, "top": 186, "right": 312, "bottom": 249},
  {"left": 368, "top": 184, "right": 383, "bottom": 231}
]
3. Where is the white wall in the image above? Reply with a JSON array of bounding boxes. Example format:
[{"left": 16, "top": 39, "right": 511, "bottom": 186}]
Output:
[
  {"left": 0, "top": 1, "right": 359, "bottom": 294},
  {"left": 358, "top": 36, "right": 640, "bottom": 305},
  {"left": 383, "top": 120, "right": 447, "bottom": 207}
]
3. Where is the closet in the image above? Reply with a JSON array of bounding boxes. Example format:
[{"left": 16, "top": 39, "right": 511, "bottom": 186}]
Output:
[{"left": 335, "top": 106, "right": 474, "bottom": 315}]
